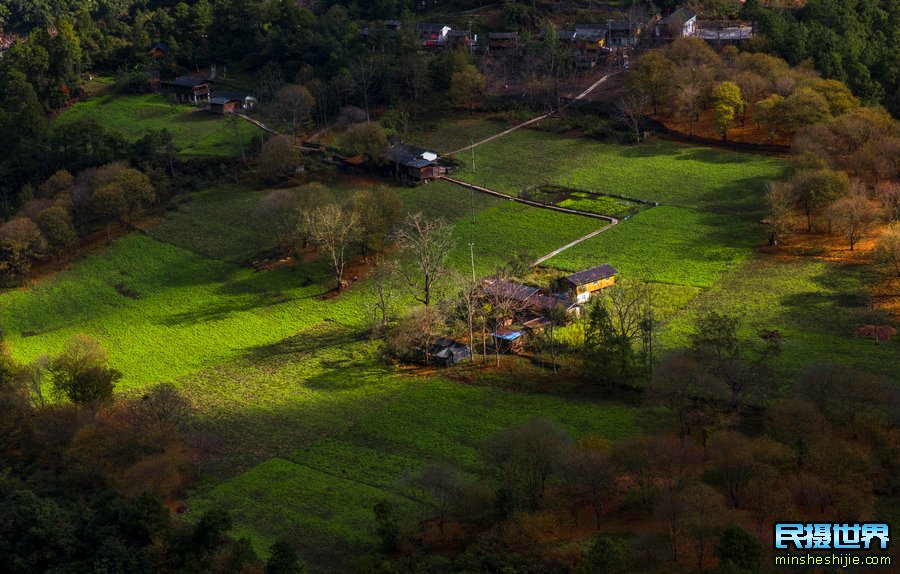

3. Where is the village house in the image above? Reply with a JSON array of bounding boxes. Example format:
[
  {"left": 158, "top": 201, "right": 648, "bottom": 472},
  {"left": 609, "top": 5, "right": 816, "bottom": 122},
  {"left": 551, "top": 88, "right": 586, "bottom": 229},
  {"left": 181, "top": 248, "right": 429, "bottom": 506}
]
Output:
[
  {"left": 655, "top": 8, "right": 697, "bottom": 39},
  {"left": 487, "top": 32, "right": 521, "bottom": 53},
  {"left": 557, "top": 264, "right": 618, "bottom": 304},
  {"left": 160, "top": 76, "right": 210, "bottom": 104},
  {"left": 695, "top": 21, "right": 754, "bottom": 46},
  {"left": 209, "top": 90, "right": 257, "bottom": 112},
  {"left": 416, "top": 23, "right": 452, "bottom": 48},
  {"left": 387, "top": 142, "right": 445, "bottom": 184},
  {"left": 606, "top": 21, "right": 641, "bottom": 47},
  {"left": 149, "top": 41, "right": 170, "bottom": 59}
]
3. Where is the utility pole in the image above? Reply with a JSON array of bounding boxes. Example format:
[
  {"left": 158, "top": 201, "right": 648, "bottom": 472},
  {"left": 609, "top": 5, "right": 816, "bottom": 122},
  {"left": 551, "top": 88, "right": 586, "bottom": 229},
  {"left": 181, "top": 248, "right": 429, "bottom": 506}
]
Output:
[
  {"left": 470, "top": 137, "right": 477, "bottom": 224},
  {"left": 469, "top": 242, "right": 476, "bottom": 283}
]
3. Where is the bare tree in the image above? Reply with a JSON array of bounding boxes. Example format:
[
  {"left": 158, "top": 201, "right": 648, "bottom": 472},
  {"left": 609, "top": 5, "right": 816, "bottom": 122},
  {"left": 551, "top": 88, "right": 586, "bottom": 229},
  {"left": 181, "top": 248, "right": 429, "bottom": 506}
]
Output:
[
  {"left": 875, "top": 223, "right": 900, "bottom": 276},
  {"left": 273, "top": 84, "right": 314, "bottom": 137},
  {"left": 394, "top": 213, "right": 455, "bottom": 306},
  {"left": 827, "top": 193, "right": 877, "bottom": 251},
  {"left": 306, "top": 203, "right": 357, "bottom": 290},
  {"left": 616, "top": 92, "right": 651, "bottom": 143},
  {"left": 371, "top": 262, "right": 399, "bottom": 330},
  {"left": 765, "top": 181, "right": 793, "bottom": 246}
]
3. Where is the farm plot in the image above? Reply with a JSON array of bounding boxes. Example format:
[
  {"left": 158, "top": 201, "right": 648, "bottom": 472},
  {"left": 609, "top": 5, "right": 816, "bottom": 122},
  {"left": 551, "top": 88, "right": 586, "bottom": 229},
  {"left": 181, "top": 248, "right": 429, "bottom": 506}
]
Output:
[
  {"left": 451, "top": 129, "right": 785, "bottom": 215},
  {"left": 406, "top": 114, "right": 509, "bottom": 155},
  {"left": 188, "top": 368, "right": 645, "bottom": 572},
  {"left": 57, "top": 93, "right": 260, "bottom": 156},
  {"left": 546, "top": 206, "right": 758, "bottom": 288},
  {"left": 658, "top": 255, "right": 900, "bottom": 379}
]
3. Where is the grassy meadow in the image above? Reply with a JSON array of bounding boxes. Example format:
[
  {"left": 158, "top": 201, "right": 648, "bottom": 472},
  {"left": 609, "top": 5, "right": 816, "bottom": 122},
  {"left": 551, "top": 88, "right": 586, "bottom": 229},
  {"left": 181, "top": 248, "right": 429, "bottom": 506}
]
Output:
[
  {"left": 57, "top": 93, "right": 260, "bottom": 156},
  {"left": 3, "top": 114, "right": 895, "bottom": 571}
]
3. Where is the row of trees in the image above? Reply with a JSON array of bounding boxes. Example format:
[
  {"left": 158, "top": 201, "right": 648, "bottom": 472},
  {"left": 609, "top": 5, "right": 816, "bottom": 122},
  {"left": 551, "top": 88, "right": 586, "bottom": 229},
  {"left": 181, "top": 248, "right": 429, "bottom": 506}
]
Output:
[
  {"left": 0, "top": 332, "right": 306, "bottom": 573},
  {"left": 369, "top": 353, "right": 898, "bottom": 572},
  {"left": 623, "top": 38, "right": 862, "bottom": 141},
  {"left": 0, "top": 162, "right": 157, "bottom": 284}
]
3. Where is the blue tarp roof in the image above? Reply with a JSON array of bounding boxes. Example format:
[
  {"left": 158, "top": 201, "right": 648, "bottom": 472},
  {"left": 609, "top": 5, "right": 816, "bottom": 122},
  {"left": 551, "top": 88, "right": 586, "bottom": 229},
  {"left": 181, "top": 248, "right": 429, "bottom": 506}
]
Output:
[{"left": 491, "top": 330, "right": 522, "bottom": 341}]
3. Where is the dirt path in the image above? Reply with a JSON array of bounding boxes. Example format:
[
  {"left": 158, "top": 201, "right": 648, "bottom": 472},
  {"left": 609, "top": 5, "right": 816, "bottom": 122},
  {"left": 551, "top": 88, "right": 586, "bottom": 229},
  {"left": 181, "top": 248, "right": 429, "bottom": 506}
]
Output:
[
  {"left": 237, "top": 113, "right": 279, "bottom": 135},
  {"left": 442, "top": 177, "right": 618, "bottom": 265},
  {"left": 444, "top": 71, "right": 618, "bottom": 157}
]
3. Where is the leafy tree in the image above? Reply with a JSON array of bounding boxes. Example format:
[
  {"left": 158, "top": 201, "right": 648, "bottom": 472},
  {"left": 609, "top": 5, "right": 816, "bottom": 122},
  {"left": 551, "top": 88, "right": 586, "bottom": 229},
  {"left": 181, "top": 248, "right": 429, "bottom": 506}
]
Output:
[
  {"left": 575, "top": 536, "right": 629, "bottom": 574},
  {"left": 712, "top": 81, "right": 743, "bottom": 140},
  {"left": 256, "top": 135, "right": 302, "bottom": 182},
  {"left": 0, "top": 217, "right": 47, "bottom": 284},
  {"left": 350, "top": 186, "right": 404, "bottom": 260},
  {"left": 789, "top": 168, "right": 850, "bottom": 232},
  {"left": 482, "top": 417, "right": 572, "bottom": 510},
  {"left": 89, "top": 183, "right": 126, "bottom": 241},
  {"left": 266, "top": 540, "right": 305, "bottom": 574},
  {"left": 373, "top": 500, "right": 400, "bottom": 553},
  {"left": 36, "top": 205, "right": 77, "bottom": 266},
  {"left": 754, "top": 94, "right": 783, "bottom": 143},
  {"left": 779, "top": 87, "right": 831, "bottom": 133},
  {"left": 449, "top": 64, "right": 485, "bottom": 113},
  {"left": 714, "top": 526, "right": 761, "bottom": 573},
  {"left": 584, "top": 281, "right": 652, "bottom": 386},
  {"left": 689, "top": 312, "right": 780, "bottom": 410},
  {"left": 875, "top": 223, "right": 900, "bottom": 277},
  {"left": 48, "top": 334, "right": 120, "bottom": 406},
  {"left": 340, "top": 122, "right": 388, "bottom": 166},
  {"left": 626, "top": 51, "right": 674, "bottom": 115},
  {"left": 38, "top": 170, "right": 74, "bottom": 199},
  {"left": 764, "top": 181, "right": 792, "bottom": 246}
]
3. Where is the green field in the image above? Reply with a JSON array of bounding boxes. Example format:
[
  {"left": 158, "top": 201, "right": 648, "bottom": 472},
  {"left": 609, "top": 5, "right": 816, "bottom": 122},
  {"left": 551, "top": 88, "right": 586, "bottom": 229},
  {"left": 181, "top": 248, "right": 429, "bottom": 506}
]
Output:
[
  {"left": 452, "top": 129, "right": 786, "bottom": 215},
  {"left": 57, "top": 93, "right": 260, "bottom": 156},
  {"left": 406, "top": 114, "right": 510, "bottom": 155},
  {"left": 4, "top": 117, "right": 892, "bottom": 572}
]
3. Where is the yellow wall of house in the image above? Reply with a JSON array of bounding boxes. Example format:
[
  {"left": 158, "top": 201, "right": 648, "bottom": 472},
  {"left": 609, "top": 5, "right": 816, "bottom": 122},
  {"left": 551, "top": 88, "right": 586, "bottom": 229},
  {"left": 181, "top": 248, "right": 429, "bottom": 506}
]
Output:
[{"left": 575, "top": 276, "right": 616, "bottom": 294}]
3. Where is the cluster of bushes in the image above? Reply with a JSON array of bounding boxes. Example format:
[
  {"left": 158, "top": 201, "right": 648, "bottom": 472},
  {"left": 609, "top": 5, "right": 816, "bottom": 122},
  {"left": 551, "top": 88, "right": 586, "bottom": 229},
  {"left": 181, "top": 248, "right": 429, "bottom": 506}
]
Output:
[
  {"left": 0, "top": 333, "right": 306, "bottom": 573},
  {"left": 626, "top": 39, "right": 862, "bottom": 141},
  {"left": 0, "top": 162, "right": 156, "bottom": 285}
]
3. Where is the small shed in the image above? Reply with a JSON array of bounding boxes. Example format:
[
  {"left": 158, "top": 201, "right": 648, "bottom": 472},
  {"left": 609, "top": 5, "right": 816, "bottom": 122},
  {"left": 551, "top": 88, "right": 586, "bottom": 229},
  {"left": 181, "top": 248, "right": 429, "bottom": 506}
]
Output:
[
  {"left": 429, "top": 337, "right": 472, "bottom": 365},
  {"left": 209, "top": 96, "right": 239, "bottom": 115},
  {"left": 149, "top": 41, "right": 170, "bottom": 59},
  {"left": 558, "top": 264, "right": 618, "bottom": 303},
  {"left": 490, "top": 329, "right": 524, "bottom": 354}
]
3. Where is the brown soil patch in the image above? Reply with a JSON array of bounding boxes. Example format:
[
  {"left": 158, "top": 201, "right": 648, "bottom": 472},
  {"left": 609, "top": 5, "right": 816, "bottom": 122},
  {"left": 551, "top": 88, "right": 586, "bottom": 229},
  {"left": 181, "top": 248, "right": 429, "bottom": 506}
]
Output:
[{"left": 656, "top": 107, "right": 793, "bottom": 147}]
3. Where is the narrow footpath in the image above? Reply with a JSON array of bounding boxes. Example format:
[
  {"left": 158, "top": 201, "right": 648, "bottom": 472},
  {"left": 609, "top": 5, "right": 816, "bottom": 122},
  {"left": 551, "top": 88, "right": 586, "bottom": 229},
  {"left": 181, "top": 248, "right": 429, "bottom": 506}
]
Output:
[{"left": 442, "top": 177, "right": 618, "bottom": 265}]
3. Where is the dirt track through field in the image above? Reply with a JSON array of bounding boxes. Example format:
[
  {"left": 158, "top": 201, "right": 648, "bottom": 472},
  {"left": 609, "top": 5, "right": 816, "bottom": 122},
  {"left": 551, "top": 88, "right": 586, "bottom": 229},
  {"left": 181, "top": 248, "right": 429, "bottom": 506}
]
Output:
[
  {"left": 443, "top": 71, "right": 618, "bottom": 157},
  {"left": 442, "top": 177, "right": 618, "bottom": 265}
]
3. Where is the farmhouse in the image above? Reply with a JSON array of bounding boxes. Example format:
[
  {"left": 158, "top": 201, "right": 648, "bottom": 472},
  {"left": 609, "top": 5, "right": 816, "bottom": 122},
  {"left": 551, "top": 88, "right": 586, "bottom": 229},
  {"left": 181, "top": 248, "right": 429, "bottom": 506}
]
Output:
[
  {"left": 606, "top": 22, "right": 641, "bottom": 47},
  {"left": 160, "top": 76, "right": 210, "bottom": 104},
  {"left": 490, "top": 329, "right": 524, "bottom": 354},
  {"left": 557, "top": 264, "right": 618, "bottom": 303},
  {"left": 388, "top": 142, "right": 445, "bottom": 184},
  {"left": 488, "top": 32, "right": 520, "bottom": 52},
  {"left": 655, "top": 8, "right": 697, "bottom": 39},
  {"left": 209, "top": 90, "right": 257, "bottom": 112},
  {"left": 481, "top": 280, "right": 540, "bottom": 305},
  {"left": 695, "top": 22, "right": 754, "bottom": 45},
  {"left": 416, "top": 23, "right": 452, "bottom": 47}
]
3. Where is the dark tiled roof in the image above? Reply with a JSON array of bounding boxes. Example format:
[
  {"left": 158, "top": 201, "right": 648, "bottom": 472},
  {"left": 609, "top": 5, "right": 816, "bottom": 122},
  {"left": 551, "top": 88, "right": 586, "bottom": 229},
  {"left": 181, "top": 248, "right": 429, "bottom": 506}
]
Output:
[
  {"left": 389, "top": 142, "right": 438, "bottom": 168},
  {"left": 163, "top": 76, "right": 207, "bottom": 88},
  {"left": 210, "top": 90, "right": 252, "bottom": 101},
  {"left": 482, "top": 280, "right": 539, "bottom": 303},
  {"left": 209, "top": 97, "right": 235, "bottom": 105},
  {"left": 531, "top": 294, "right": 574, "bottom": 313},
  {"left": 660, "top": 8, "right": 697, "bottom": 25},
  {"left": 562, "top": 264, "right": 618, "bottom": 286},
  {"left": 489, "top": 32, "right": 520, "bottom": 39}
]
